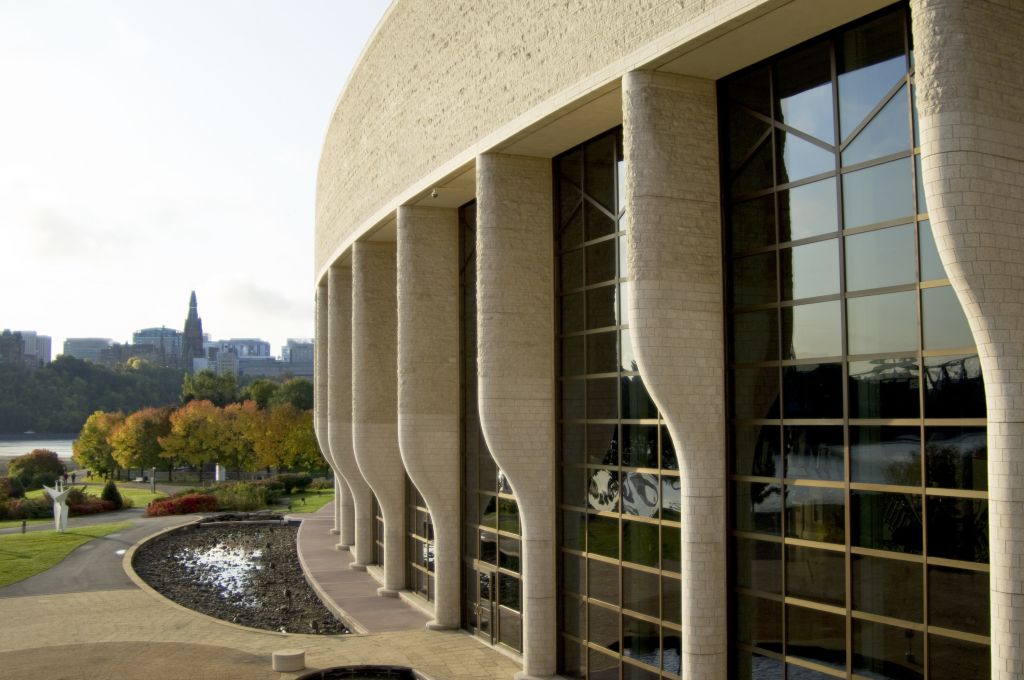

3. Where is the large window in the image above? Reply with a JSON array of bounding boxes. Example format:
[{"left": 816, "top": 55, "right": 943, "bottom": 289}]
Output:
[
  {"left": 557, "top": 130, "right": 683, "bottom": 680},
  {"left": 460, "top": 201, "right": 523, "bottom": 653},
  {"left": 406, "top": 477, "right": 434, "bottom": 602},
  {"left": 723, "top": 7, "right": 989, "bottom": 678}
]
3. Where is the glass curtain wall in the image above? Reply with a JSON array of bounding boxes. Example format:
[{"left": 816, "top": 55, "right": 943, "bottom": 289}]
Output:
[
  {"left": 556, "top": 129, "right": 683, "bottom": 680},
  {"left": 373, "top": 495, "right": 383, "bottom": 566},
  {"left": 406, "top": 476, "right": 435, "bottom": 602},
  {"left": 460, "top": 201, "right": 524, "bottom": 653},
  {"left": 722, "top": 6, "right": 989, "bottom": 679}
]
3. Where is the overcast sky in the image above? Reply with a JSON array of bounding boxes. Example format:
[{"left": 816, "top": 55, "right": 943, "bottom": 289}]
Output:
[{"left": 0, "top": 0, "right": 390, "bottom": 358}]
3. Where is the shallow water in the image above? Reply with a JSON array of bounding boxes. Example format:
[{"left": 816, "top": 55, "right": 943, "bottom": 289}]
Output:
[
  {"left": 0, "top": 436, "right": 75, "bottom": 459},
  {"left": 175, "top": 542, "right": 264, "bottom": 605}
]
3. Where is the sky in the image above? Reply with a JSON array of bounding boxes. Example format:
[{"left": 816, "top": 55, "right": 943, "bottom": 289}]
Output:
[{"left": 0, "top": 0, "right": 391, "bottom": 358}]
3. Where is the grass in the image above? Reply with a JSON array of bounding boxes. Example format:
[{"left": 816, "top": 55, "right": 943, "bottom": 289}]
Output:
[
  {"left": 25, "top": 485, "right": 167, "bottom": 507},
  {"left": 0, "top": 521, "right": 132, "bottom": 587},
  {"left": 280, "top": 490, "right": 334, "bottom": 514},
  {"left": 0, "top": 518, "right": 50, "bottom": 530}
]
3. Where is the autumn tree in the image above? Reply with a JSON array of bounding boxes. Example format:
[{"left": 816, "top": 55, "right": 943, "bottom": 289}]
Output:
[
  {"left": 159, "top": 400, "right": 230, "bottom": 481},
  {"left": 240, "top": 379, "right": 279, "bottom": 409},
  {"left": 220, "top": 401, "right": 260, "bottom": 472},
  {"left": 110, "top": 407, "right": 172, "bottom": 476},
  {"left": 282, "top": 408, "right": 325, "bottom": 471},
  {"left": 73, "top": 410, "right": 125, "bottom": 478}
]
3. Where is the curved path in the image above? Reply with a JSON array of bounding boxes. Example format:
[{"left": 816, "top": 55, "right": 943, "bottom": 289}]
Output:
[{"left": 0, "top": 505, "right": 521, "bottom": 679}]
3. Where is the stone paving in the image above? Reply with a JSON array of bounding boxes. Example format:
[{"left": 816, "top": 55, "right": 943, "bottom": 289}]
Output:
[{"left": 0, "top": 504, "right": 522, "bottom": 679}]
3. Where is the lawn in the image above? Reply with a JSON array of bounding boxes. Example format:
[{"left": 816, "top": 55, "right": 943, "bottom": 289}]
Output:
[
  {"left": 0, "top": 518, "right": 50, "bottom": 530},
  {"left": 25, "top": 485, "right": 167, "bottom": 507},
  {"left": 280, "top": 490, "right": 334, "bottom": 514},
  {"left": 0, "top": 521, "right": 132, "bottom": 587}
]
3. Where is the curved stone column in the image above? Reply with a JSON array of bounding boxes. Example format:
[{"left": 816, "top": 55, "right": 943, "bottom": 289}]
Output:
[
  {"left": 314, "top": 281, "right": 339, "bottom": 535},
  {"left": 622, "top": 70, "right": 725, "bottom": 679},
  {"left": 476, "top": 153, "right": 556, "bottom": 679},
  {"left": 352, "top": 241, "right": 406, "bottom": 595},
  {"left": 912, "top": 2, "right": 1024, "bottom": 676},
  {"left": 328, "top": 263, "right": 375, "bottom": 567},
  {"left": 397, "top": 205, "right": 461, "bottom": 629}
]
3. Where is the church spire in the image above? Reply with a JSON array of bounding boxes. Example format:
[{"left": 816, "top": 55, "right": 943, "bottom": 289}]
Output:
[{"left": 182, "top": 290, "right": 204, "bottom": 372}]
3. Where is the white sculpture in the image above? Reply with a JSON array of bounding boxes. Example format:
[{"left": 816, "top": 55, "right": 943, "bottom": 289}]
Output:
[{"left": 41, "top": 480, "right": 71, "bottom": 532}]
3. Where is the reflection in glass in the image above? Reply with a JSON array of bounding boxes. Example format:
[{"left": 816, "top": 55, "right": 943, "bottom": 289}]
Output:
[
  {"left": 778, "top": 178, "right": 838, "bottom": 241},
  {"left": 621, "top": 375, "right": 657, "bottom": 419},
  {"left": 623, "top": 520, "right": 659, "bottom": 567},
  {"left": 586, "top": 285, "right": 617, "bottom": 329},
  {"left": 587, "top": 378, "right": 617, "bottom": 419},
  {"left": 587, "top": 424, "right": 617, "bottom": 464},
  {"left": 786, "top": 545, "right": 845, "bottom": 606},
  {"left": 661, "top": 476, "right": 680, "bottom": 522},
  {"left": 922, "top": 286, "right": 974, "bottom": 349},
  {"left": 838, "top": 10, "right": 907, "bottom": 139},
  {"left": 736, "top": 594, "right": 782, "bottom": 651},
  {"left": 850, "top": 426, "right": 920, "bottom": 486},
  {"left": 926, "top": 427, "right": 987, "bottom": 491},
  {"left": 660, "top": 427, "right": 677, "bottom": 471},
  {"left": 622, "top": 567, "right": 659, "bottom": 617},
  {"left": 783, "top": 363, "right": 842, "bottom": 418},
  {"left": 586, "top": 332, "right": 617, "bottom": 374},
  {"left": 732, "top": 139, "right": 775, "bottom": 196},
  {"left": 852, "top": 554, "right": 923, "bottom": 621},
  {"left": 918, "top": 220, "right": 946, "bottom": 281},
  {"left": 849, "top": 357, "right": 919, "bottom": 418},
  {"left": 620, "top": 330, "right": 638, "bottom": 372},
  {"left": 924, "top": 355, "right": 985, "bottom": 417},
  {"left": 662, "top": 526, "right": 680, "bottom": 572},
  {"left": 586, "top": 239, "right": 617, "bottom": 285},
  {"left": 588, "top": 468, "right": 619, "bottom": 512},
  {"left": 623, "top": 615, "right": 661, "bottom": 668},
  {"left": 662, "top": 577, "right": 681, "bottom": 624},
  {"left": 852, "top": 619, "right": 923, "bottom": 680},
  {"left": 562, "top": 247, "right": 584, "bottom": 291},
  {"left": 775, "top": 41, "right": 835, "bottom": 144},
  {"left": 786, "top": 485, "right": 844, "bottom": 543},
  {"left": 585, "top": 134, "right": 617, "bottom": 214},
  {"left": 852, "top": 491, "right": 922, "bottom": 553},
  {"left": 928, "top": 498, "right": 988, "bottom": 563},
  {"left": 845, "top": 223, "right": 916, "bottom": 291},
  {"left": 928, "top": 565, "right": 989, "bottom": 635},
  {"left": 587, "top": 514, "right": 619, "bottom": 559},
  {"left": 621, "top": 425, "right": 657, "bottom": 468},
  {"left": 588, "top": 603, "right": 619, "bottom": 652},
  {"left": 777, "top": 131, "right": 834, "bottom": 183},
  {"left": 784, "top": 426, "right": 844, "bottom": 481},
  {"left": 735, "top": 538, "right": 781, "bottom": 594},
  {"left": 563, "top": 293, "right": 584, "bottom": 332},
  {"left": 841, "top": 85, "right": 910, "bottom": 166},
  {"left": 584, "top": 201, "right": 616, "bottom": 242},
  {"left": 780, "top": 238, "right": 839, "bottom": 300},
  {"left": 621, "top": 473, "right": 659, "bottom": 518},
  {"left": 734, "top": 481, "right": 782, "bottom": 536},
  {"left": 842, "top": 157, "right": 914, "bottom": 228},
  {"left": 847, "top": 290, "right": 918, "bottom": 355},
  {"left": 562, "top": 337, "right": 585, "bottom": 377},
  {"left": 929, "top": 635, "right": 990, "bottom": 680},
  {"left": 588, "top": 558, "right": 619, "bottom": 605},
  {"left": 782, "top": 301, "right": 842, "bottom": 359},
  {"left": 786, "top": 604, "right": 846, "bottom": 669}
]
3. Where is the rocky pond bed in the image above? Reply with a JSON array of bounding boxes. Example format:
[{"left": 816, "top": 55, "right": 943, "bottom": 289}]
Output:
[{"left": 133, "top": 515, "right": 348, "bottom": 635}]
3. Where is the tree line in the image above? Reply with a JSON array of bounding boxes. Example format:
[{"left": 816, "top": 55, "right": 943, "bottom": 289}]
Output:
[
  {"left": 0, "top": 356, "right": 183, "bottom": 434},
  {"left": 72, "top": 372, "right": 324, "bottom": 479}
]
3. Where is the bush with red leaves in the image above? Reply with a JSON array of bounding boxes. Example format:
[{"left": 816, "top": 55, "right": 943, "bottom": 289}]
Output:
[{"left": 145, "top": 493, "right": 218, "bottom": 517}]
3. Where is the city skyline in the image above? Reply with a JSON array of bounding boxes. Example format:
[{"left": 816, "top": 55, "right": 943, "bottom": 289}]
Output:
[{"left": 0, "top": 1, "right": 390, "bottom": 357}]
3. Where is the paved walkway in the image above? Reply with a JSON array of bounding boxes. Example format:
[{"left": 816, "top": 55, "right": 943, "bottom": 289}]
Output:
[
  {"left": 0, "top": 502, "right": 522, "bottom": 680},
  {"left": 295, "top": 508, "right": 431, "bottom": 633}
]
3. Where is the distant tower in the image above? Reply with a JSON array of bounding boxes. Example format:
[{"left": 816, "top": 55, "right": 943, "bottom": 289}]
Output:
[{"left": 182, "top": 291, "right": 205, "bottom": 372}]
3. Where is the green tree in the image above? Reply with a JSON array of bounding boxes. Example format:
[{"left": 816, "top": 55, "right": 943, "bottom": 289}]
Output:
[
  {"left": 241, "top": 379, "right": 280, "bottom": 409},
  {"left": 220, "top": 401, "right": 259, "bottom": 472},
  {"left": 8, "top": 449, "right": 65, "bottom": 488},
  {"left": 73, "top": 411, "right": 125, "bottom": 478},
  {"left": 159, "top": 400, "right": 230, "bottom": 480},
  {"left": 181, "top": 370, "right": 238, "bottom": 407},
  {"left": 110, "top": 407, "right": 171, "bottom": 475},
  {"left": 268, "top": 378, "right": 313, "bottom": 410},
  {"left": 283, "top": 409, "right": 326, "bottom": 471}
]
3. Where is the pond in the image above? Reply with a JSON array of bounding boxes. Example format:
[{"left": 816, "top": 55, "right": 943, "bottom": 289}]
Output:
[{"left": 132, "top": 519, "right": 348, "bottom": 635}]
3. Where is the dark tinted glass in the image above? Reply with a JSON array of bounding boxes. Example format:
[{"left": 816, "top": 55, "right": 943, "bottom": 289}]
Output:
[
  {"left": 850, "top": 426, "right": 920, "bottom": 486},
  {"left": 660, "top": 426, "right": 678, "bottom": 470},
  {"left": 852, "top": 491, "right": 922, "bottom": 553},
  {"left": 837, "top": 9, "right": 907, "bottom": 138},
  {"left": 731, "top": 139, "right": 774, "bottom": 196},
  {"left": 784, "top": 426, "right": 844, "bottom": 481},
  {"left": 662, "top": 576, "right": 681, "bottom": 624},
  {"left": 621, "top": 376, "right": 657, "bottom": 419},
  {"left": 786, "top": 605, "right": 846, "bottom": 669},
  {"left": 588, "top": 603, "right": 619, "bottom": 652},
  {"left": 786, "top": 545, "right": 845, "bottom": 605},
  {"left": 586, "top": 424, "right": 617, "bottom": 464},
  {"left": 621, "top": 425, "right": 657, "bottom": 468},
  {"left": 848, "top": 357, "right": 919, "bottom": 418},
  {"left": 622, "top": 567, "right": 659, "bottom": 617},
  {"left": 926, "top": 427, "right": 987, "bottom": 491},
  {"left": 661, "top": 525, "right": 680, "bottom": 571},
  {"left": 562, "top": 292, "right": 584, "bottom": 332},
  {"left": 928, "top": 635, "right": 990, "bottom": 680},
  {"left": 732, "top": 251, "right": 777, "bottom": 306},
  {"left": 586, "top": 331, "right": 617, "bottom": 374},
  {"left": 924, "top": 354, "right": 985, "bottom": 417},
  {"left": 777, "top": 130, "right": 834, "bottom": 183},
  {"left": 852, "top": 619, "right": 923, "bottom": 680},
  {"left": 563, "top": 336, "right": 585, "bottom": 376},
  {"left": 622, "top": 615, "right": 661, "bottom": 667},
  {"left": 918, "top": 219, "right": 945, "bottom": 280},
  {"left": 586, "top": 285, "right": 617, "bottom": 329},
  {"left": 587, "top": 379, "right": 617, "bottom": 419},
  {"left": 730, "top": 195, "right": 775, "bottom": 253},
  {"left": 783, "top": 363, "right": 843, "bottom": 418},
  {"left": 732, "top": 367, "right": 781, "bottom": 420},
  {"left": 587, "top": 515, "right": 618, "bottom": 559},
  {"left": 732, "top": 310, "right": 779, "bottom": 362},
  {"left": 928, "top": 565, "right": 989, "bottom": 635},
  {"left": 786, "top": 485, "right": 844, "bottom": 543},
  {"left": 586, "top": 238, "right": 616, "bottom": 285},
  {"left": 775, "top": 41, "right": 835, "bottom": 144},
  {"left": 734, "top": 481, "right": 782, "bottom": 535},
  {"left": 927, "top": 497, "right": 988, "bottom": 563},
  {"left": 733, "top": 425, "right": 781, "bottom": 477},
  {"left": 588, "top": 558, "right": 618, "bottom": 605},
  {"left": 852, "top": 554, "right": 922, "bottom": 621},
  {"left": 734, "top": 537, "right": 782, "bottom": 593},
  {"left": 561, "top": 247, "right": 584, "bottom": 290},
  {"left": 735, "top": 652, "right": 784, "bottom": 680},
  {"left": 585, "top": 134, "right": 617, "bottom": 213},
  {"left": 622, "top": 520, "right": 659, "bottom": 567},
  {"left": 736, "top": 594, "right": 782, "bottom": 650}
]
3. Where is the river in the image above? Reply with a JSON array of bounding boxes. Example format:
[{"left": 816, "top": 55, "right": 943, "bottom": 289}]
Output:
[{"left": 0, "top": 436, "right": 76, "bottom": 460}]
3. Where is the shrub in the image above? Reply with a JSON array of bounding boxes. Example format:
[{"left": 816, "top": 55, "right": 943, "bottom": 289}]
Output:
[
  {"left": 276, "top": 473, "right": 313, "bottom": 494},
  {"left": 257, "top": 478, "right": 285, "bottom": 493},
  {"left": 308, "top": 477, "right": 334, "bottom": 491},
  {"left": 211, "top": 482, "right": 270, "bottom": 512},
  {"left": 6, "top": 476, "right": 25, "bottom": 499},
  {"left": 100, "top": 480, "right": 124, "bottom": 510},
  {"left": 145, "top": 493, "right": 217, "bottom": 517},
  {"left": 9, "top": 449, "right": 64, "bottom": 489},
  {"left": 69, "top": 499, "right": 115, "bottom": 516},
  {"left": 0, "top": 497, "right": 53, "bottom": 520},
  {"left": 30, "top": 472, "right": 58, "bottom": 491}
]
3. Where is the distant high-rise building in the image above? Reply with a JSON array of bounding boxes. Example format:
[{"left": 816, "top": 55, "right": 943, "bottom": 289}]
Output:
[
  {"left": 182, "top": 291, "right": 204, "bottom": 372},
  {"left": 0, "top": 330, "right": 23, "bottom": 366},
  {"left": 63, "top": 338, "right": 113, "bottom": 363},
  {"left": 222, "top": 338, "right": 271, "bottom": 358},
  {"left": 282, "top": 338, "right": 314, "bottom": 364},
  {"left": 133, "top": 326, "right": 183, "bottom": 368},
  {"left": 11, "top": 330, "right": 51, "bottom": 368}
]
